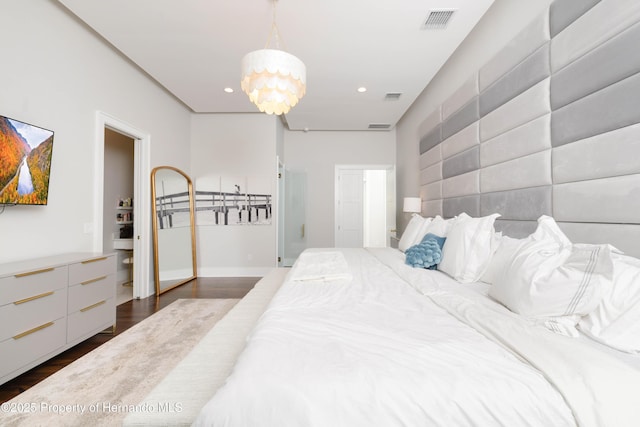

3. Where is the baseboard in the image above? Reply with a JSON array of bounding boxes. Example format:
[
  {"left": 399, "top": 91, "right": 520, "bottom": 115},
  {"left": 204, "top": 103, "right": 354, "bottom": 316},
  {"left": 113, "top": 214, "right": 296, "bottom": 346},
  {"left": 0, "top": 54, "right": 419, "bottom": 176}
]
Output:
[{"left": 197, "top": 266, "right": 276, "bottom": 277}]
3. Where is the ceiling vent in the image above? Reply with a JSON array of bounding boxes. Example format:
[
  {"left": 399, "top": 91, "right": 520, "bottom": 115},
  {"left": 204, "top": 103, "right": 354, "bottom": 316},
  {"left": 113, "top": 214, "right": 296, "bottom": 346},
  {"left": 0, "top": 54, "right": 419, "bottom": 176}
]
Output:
[
  {"left": 384, "top": 92, "right": 402, "bottom": 101},
  {"left": 368, "top": 123, "right": 391, "bottom": 130},
  {"left": 422, "top": 9, "right": 456, "bottom": 30}
]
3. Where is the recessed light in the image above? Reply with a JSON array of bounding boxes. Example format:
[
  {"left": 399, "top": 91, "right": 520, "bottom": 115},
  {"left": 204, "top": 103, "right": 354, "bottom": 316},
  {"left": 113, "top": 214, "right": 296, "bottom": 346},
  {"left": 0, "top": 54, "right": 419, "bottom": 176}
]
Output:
[
  {"left": 357, "top": 87, "right": 367, "bottom": 93},
  {"left": 224, "top": 87, "right": 234, "bottom": 93}
]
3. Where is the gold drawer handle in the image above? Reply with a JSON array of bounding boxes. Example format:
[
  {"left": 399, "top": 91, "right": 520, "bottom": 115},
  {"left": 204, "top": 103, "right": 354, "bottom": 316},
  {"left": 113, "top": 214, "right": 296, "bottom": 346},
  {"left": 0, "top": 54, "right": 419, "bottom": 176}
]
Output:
[
  {"left": 82, "top": 257, "right": 107, "bottom": 264},
  {"left": 81, "top": 300, "right": 106, "bottom": 312},
  {"left": 13, "top": 321, "right": 54, "bottom": 340},
  {"left": 81, "top": 276, "right": 107, "bottom": 285},
  {"left": 14, "top": 291, "right": 54, "bottom": 305},
  {"left": 14, "top": 267, "right": 54, "bottom": 278}
]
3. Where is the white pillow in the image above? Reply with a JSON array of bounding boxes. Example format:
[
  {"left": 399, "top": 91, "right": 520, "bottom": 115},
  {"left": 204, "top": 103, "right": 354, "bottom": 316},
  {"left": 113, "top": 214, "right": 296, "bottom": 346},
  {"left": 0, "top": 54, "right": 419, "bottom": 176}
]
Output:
[
  {"left": 490, "top": 216, "right": 613, "bottom": 333},
  {"left": 579, "top": 252, "right": 640, "bottom": 353},
  {"left": 398, "top": 214, "right": 428, "bottom": 252},
  {"left": 417, "top": 215, "right": 454, "bottom": 242},
  {"left": 438, "top": 213, "right": 501, "bottom": 283},
  {"left": 480, "top": 234, "right": 527, "bottom": 285}
]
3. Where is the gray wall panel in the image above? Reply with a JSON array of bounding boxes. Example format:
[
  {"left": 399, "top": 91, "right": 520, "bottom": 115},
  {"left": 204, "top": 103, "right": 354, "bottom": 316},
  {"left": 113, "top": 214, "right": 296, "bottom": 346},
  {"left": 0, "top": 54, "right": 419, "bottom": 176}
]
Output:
[
  {"left": 418, "top": 107, "right": 442, "bottom": 141},
  {"left": 559, "top": 222, "right": 640, "bottom": 258},
  {"left": 494, "top": 220, "right": 538, "bottom": 238},
  {"left": 443, "top": 195, "right": 480, "bottom": 218},
  {"left": 550, "top": 0, "right": 640, "bottom": 73},
  {"left": 422, "top": 180, "right": 442, "bottom": 201},
  {"left": 551, "top": 21, "right": 640, "bottom": 110},
  {"left": 480, "top": 114, "right": 550, "bottom": 167},
  {"left": 423, "top": 200, "right": 443, "bottom": 218},
  {"left": 442, "top": 74, "right": 478, "bottom": 120},
  {"left": 480, "top": 186, "right": 552, "bottom": 221},
  {"left": 419, "top": 124, "right": 442, "bottom": 154},
  {"left": 480, "top": 44, "right": 550, "bottom": 117},
  {"left": 480, "top": 79, "right": 550, "bottom": 142},
  {"left": 442, "top": 97, "right": 479, "bottom": 140},
  {"left": 420, "top": 145, "right": 441, "bottom": 169},
  {"left": 553, "top": 174, "right": 640, "bottom": 224},
  {"left": 442, "top": 170, "right": 479, "bottom": 199},
  {"left": 442, "top": 146, "right": 480, "bottom": 179},
  {"left": 480, "top": 150, "right": 551, "bottom": 193},
  {"left": 551, "top": 72, "right": 640, "bottom": 147},
  {"left": 549, "top": 0, "right": 601, "bottom": 38},
  {"left": 480, "top": 9, "right": 550, "bottom": 91},
  {"left": 442, "top": 122, "right": 479, "bottom": 160},
  {"left": 553, "top": 122, "right": 640, "bottom": 184}
]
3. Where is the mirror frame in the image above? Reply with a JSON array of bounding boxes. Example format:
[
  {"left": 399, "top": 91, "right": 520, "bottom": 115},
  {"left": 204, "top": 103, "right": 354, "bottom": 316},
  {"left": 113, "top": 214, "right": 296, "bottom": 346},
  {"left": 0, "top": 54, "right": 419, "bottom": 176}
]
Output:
[{"left": 151, "top": 166, "right": 197, "bottom": 295}]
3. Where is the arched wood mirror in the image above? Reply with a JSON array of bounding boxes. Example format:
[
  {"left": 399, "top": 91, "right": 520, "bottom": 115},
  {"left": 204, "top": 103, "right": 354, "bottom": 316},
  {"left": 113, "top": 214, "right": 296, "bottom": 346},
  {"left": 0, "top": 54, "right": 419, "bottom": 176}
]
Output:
[{"left": 151, "top": 166, "right": 197, "bottom": 295}]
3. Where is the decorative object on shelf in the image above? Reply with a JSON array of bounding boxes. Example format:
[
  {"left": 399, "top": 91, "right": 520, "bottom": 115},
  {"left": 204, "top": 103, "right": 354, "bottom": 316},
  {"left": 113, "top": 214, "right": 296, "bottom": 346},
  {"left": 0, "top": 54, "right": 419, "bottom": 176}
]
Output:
[
  {"left": 403, "top": 197, "right": 422, "bottom": 214},
  {"left": 116, "top": 197, "right": 134, "bottom": 225},
  {"left": 117, "top": 197, "right": 133, "bottom": 207},
  {"left": 240, "top": 0, "right": 306, "bottom": 115}
]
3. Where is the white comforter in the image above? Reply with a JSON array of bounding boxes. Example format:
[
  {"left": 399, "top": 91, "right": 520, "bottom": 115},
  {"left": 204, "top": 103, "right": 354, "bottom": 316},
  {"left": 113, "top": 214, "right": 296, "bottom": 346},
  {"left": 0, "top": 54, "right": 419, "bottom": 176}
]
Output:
[{"left": 194, "top": 248, "right": 640, "bottom": 427}]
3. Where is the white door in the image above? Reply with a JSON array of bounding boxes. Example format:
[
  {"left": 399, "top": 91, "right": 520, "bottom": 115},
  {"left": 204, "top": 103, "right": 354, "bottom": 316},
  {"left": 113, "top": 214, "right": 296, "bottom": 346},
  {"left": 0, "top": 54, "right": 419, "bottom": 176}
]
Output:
[{"left": 336, "top": 169, "right": 364, "bottom": 247}]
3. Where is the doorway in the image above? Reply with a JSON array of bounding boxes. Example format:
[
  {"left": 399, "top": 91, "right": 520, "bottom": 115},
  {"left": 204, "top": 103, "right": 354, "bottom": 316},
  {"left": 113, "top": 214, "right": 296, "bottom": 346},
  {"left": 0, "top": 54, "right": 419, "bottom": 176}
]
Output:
[
  {"left": 334, "top": 165, "right": 396, "bottom": 248},
  {"left": 103, "top": 128, "right": 135, "bottom": 305},
  {"left": 94, "top": 112, "right": 152, "bottom": 300}
]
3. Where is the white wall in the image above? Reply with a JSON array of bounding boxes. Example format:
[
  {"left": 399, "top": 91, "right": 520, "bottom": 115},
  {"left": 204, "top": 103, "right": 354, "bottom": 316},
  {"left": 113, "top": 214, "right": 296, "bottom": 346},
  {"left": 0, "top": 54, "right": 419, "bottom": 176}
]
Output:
[
  {"left": 190, "top": 113, "right": 279, "bottom": 276},
  {"left": 395, "top": 0, "right": 552, "bottom": 234},
  {"left": 0, "top": 0, "right": 191, "bottom": 264},
  {"left": 284, "top": 130, "right": 396, "bottom": 248}
]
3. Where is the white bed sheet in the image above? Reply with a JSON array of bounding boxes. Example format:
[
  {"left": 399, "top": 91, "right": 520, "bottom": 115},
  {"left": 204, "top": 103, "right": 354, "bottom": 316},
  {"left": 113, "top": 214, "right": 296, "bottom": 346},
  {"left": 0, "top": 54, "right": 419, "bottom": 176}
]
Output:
[
  {"left": 194, "top": 248, "right": 577, "bottom": 427},
  {"left": 368, "top": 247, "right": 640, "bottom": 426}
]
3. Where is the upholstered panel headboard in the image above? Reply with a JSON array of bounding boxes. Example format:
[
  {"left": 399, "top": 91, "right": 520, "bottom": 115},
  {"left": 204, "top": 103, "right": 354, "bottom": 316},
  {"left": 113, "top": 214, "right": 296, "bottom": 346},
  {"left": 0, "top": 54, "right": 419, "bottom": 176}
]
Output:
[{"left": 418, "top": 0, "right": 640, "bottom": 257}]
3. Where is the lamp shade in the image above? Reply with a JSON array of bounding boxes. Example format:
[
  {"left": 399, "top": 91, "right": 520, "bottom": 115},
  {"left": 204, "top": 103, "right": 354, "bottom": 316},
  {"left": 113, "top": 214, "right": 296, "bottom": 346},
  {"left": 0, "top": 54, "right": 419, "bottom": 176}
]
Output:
[
  {"left": 403, "top": 197, "right": 421, "bottom": 213},
  {"left": 241, "top": 49, "right": 306, "bottom": 115}
]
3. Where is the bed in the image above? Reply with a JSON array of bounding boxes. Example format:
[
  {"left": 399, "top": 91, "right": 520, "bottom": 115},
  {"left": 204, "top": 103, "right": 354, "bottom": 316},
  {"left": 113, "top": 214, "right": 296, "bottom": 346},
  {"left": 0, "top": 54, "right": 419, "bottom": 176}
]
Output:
[{"left": 126, "top": 214, "right": 640, "bottom": 427}]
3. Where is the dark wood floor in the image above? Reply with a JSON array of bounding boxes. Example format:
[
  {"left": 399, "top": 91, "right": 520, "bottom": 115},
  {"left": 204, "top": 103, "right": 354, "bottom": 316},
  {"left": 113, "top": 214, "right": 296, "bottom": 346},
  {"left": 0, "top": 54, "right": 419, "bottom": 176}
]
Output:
[{"left": 0, "top": 276, "right": 258, "bottom": 404}]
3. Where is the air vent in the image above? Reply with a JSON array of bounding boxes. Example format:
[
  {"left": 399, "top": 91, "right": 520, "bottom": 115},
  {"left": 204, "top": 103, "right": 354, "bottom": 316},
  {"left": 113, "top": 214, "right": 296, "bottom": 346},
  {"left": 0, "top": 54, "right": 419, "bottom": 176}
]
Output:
[
  {"left": 384, "top": 92, "right": 402, "bottom": 101},
  {"left": 368, "top": 123, "right": 391, "bottom": 130},
  {"left": 422, "top": 9, "right": 456, "bottom": 30}
]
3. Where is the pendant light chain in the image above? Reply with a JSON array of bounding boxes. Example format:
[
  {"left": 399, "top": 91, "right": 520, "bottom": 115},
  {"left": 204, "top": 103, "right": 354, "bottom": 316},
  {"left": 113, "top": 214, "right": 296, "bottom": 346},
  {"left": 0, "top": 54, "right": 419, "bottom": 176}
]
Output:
[{"left": 263, "top": 0, "right": 288, "bottom": 51}]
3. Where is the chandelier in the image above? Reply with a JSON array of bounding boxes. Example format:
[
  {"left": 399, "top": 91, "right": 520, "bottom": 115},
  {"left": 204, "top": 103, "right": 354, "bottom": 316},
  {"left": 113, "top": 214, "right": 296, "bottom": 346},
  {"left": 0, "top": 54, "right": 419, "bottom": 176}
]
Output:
[{"left": 240, "top": 0, "right": 306, "bottom": 115}]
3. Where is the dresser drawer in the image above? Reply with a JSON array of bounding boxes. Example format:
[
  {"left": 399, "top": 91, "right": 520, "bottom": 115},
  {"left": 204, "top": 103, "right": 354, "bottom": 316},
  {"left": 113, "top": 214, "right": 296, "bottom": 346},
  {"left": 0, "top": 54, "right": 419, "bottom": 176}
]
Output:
[
  {"left": 67, "top": 297, "right": 115, "bottom": 343},
  {"left": 0, "top": 317, "right": 66, "bottom": 381},
  {"left": 68, "top": 255, "right": 116, "bottom": 286},
  {"left": 0, "top": 288, "right": 67, "bottom": 342},
  {"left": 68, "top": 274, "right": 115, "bottom": 314},
  {"left": 0, "top": 266, "right": 67, "bottom": 306}
]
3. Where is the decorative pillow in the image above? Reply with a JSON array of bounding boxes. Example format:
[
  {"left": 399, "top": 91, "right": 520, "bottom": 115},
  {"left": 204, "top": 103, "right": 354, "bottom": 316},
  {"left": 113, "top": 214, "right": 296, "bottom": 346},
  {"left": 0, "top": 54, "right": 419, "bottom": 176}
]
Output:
[
  {"left": 438, "top": 212, "right": 501, "bottom": 283},
  {"left": 480, "top": 234, "right": 527, "bottom": 285},
  {"left": 398, "top": 214, "right": 429, "bottom": 252},
  {"left": 405, "top": 233, "right": 445, "bottom": 269},
  {"left": 579, "top": 252, "right": 640, "bottom": 353},
  {"left": 489, "top": 216, "right": 614, "bottom": 334}
]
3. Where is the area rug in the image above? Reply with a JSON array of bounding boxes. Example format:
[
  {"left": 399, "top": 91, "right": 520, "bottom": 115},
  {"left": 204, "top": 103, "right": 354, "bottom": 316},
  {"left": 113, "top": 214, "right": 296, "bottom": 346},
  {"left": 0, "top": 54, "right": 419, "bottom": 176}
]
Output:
[{"left": 0, "top": 298, "right": 239, "bottom": 427}]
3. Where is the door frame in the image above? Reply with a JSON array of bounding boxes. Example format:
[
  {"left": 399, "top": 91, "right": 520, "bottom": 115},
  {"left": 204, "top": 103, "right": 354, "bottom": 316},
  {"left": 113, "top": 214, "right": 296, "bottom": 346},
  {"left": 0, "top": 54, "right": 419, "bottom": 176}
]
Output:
[
  {"left": 334, "top": 164, "right": 395, "bottom": 247},
  {"left": 94, "top": 111, "right": 152, "bottom": 299}
]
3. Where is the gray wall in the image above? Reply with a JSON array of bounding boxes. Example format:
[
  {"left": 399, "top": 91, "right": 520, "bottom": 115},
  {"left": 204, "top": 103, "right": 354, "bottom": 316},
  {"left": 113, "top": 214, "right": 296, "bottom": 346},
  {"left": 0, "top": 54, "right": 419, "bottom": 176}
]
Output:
[{"left": 416, "top": 0, "right": 640, "bottom": 257}]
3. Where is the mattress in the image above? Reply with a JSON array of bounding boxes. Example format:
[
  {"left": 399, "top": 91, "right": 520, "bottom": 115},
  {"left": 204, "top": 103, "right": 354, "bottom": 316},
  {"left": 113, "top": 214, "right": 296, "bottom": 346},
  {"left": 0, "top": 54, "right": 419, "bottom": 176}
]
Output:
[{"left": 192, "top": 247, "right": 640, "bottom": 426}]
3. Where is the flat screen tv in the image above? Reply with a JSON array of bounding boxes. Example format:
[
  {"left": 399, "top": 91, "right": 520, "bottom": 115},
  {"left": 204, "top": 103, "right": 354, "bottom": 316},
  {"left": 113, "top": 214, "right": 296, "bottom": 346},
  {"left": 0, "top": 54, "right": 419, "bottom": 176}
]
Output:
[{"left": 0, "top": 114, "right": 54, "bottom": 205}]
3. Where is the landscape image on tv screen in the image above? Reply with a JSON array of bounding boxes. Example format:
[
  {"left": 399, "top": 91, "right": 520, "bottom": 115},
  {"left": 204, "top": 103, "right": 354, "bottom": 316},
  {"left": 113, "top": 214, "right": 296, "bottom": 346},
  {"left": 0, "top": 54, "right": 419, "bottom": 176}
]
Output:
[{"left": 0, "top": 115, "right": 54, "bottom": 205}]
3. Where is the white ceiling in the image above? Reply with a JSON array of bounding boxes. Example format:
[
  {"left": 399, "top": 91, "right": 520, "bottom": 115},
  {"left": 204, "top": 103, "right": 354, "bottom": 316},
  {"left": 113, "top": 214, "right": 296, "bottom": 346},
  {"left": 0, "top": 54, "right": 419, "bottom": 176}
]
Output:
[{"left": 57, "top": 0, "right": 494, "bottom": 132}]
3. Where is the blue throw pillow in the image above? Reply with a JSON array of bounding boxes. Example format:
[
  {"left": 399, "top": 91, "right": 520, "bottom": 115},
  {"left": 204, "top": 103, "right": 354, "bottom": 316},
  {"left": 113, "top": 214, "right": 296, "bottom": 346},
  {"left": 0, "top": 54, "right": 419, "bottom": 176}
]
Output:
[
  {"left": 405, "top": 234, "right": 446, "bottom": 269},
  {"left": 422, "top": 233, "right": 446, "bottom": 250}
]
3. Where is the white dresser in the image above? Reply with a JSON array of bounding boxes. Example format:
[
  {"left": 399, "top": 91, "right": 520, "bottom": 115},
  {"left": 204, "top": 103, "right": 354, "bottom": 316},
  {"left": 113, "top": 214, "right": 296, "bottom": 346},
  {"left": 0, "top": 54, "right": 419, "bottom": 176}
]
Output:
[{"left": 0, "top": 253, "right": 116, "bottom": 385}]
